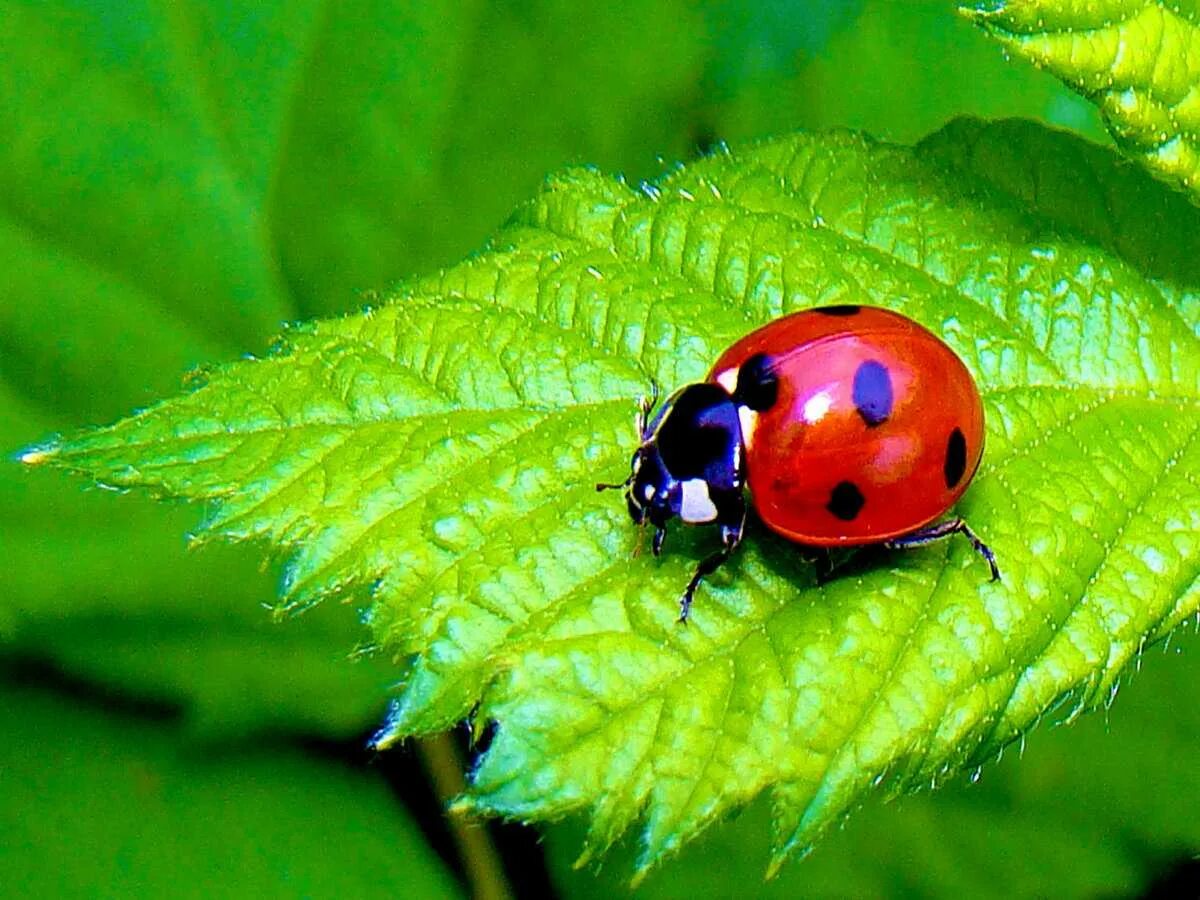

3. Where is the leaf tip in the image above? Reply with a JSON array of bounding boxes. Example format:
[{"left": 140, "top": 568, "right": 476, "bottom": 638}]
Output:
[
  {"left": 764, "top": 853, "right": 786, "bottom": 881},
  {"left": 628, "top": 864, "right": 651, "bottom": 891},
  {"left": 16, "top": 443, "right": 58, "bottom": 466},
  {"left": 368, "top": 699, "right": 404, "bottom": 751},
  {"left": 766, "top": 838, "right": 813, "bottom": 880},
  {"left": 572, "top": 845, "right": 594, "bottom": 871}
]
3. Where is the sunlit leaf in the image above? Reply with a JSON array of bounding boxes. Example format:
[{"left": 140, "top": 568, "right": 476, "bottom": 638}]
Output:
[
  {"left": 545, "top": 618, "right": 1200, "bottom": 896},
  {"left": 29, "top": 118, "right": 1200, "bottom": 876}
]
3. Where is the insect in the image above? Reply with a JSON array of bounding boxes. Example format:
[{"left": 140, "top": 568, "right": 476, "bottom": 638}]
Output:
[{"left": 598, "top": 304, "right": 999, "bottom": 622}]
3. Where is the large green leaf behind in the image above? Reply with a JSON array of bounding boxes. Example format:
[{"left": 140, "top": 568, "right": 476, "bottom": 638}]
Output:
[
  {"left": 969, "top": 0, "right": 1200, "bottom": 203},
  {"left": 0, "top": 680, "right": 460, "bottom": 898},
  {"left": 718, "top": 0, "right": 1107, "bottom": 145}
]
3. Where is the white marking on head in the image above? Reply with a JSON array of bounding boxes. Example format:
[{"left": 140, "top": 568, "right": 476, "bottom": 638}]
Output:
[
  {"left": 680, "top": 478, "right": 719, "bottom": 523},
  {"left": 643, "top": 483, "right": 656, "bottom": 501},
  {"left": 715, "top": 367, "right": 738, "bottom": 393},
  {"left": 802, "top": 390, "right": 833, "bottom": 424}
]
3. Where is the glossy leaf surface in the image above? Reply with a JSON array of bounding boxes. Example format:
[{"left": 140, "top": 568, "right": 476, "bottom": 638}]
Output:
[{"left": 31, "top": 118, "right": 1200, "bottom": 875}]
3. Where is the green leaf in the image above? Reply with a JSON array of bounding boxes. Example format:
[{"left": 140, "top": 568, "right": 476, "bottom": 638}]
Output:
[
  {"left": 966, "top": 0, "right": 1200, "bottom": 203},
  {"left": 715, "top": 0, "right": 1107, "bottom": 146},
  {"left": 29, "top": 117, "right": 1200, "bottom": 876},
  {"left": 0, "top": 680, "right": 461, "bottom": 898}
]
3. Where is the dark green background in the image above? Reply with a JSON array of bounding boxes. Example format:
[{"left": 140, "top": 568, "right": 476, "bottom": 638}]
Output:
[{"left": 4, "top": 1, "right": 1194, "bottom": 896}]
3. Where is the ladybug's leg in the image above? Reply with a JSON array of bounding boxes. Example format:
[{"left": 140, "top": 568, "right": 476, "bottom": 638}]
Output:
[
  {"left": 884, "top": 517, "right": 1000, "bottom": 581},
  {"left": 806, "top": 547, "right": 860, "bottom": 585},
  {"left": 678, "top": 511, "right": 745, "bottom": 624},
  {"left": 812, "top": 549, "right": 835, "bottom": 585},
  {"left": 652, "top": 525, "right": 667, "bottom": 557}
]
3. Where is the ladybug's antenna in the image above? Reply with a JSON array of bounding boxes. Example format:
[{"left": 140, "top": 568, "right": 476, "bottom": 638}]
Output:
[
  {"left": 595, "top": 474, "right": 632, "bottom": 492},
  {"left": 597, "top": 441, "right": 642, "bottom": 492},
  {"left": 636, "top": 379, "right": 661, "bottom": 436}
]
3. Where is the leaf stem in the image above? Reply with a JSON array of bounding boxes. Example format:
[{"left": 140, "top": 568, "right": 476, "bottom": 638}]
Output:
[{"left": 416, "top": 733, "right": 513, "bottom": 900}]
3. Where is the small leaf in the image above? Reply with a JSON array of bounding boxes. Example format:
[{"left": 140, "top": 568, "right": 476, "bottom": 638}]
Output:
[
  {"left": 966, "top": 0, "right": 1200, "bottom": 203},
  {"left": 29, "top": 118, "right": 1200, "bottom": 876}
]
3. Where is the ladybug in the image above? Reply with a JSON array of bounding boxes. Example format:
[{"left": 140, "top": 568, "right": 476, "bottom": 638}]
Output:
[{"left": 598, "top": 304, "right": 999, "bottom": 622}]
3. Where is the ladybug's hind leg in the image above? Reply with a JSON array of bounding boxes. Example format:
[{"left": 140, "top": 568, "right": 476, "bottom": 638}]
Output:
[{"left": 884, "top": 517, "right": 1000, "bottom": 581}]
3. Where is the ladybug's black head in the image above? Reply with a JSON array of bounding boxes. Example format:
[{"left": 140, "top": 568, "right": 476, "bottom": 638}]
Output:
[
  {"left": 626, "top": 444, "right": 677, "bottom": 528},
  {"left": 599, "top": 382, "right": 746, "bottom": 547}
]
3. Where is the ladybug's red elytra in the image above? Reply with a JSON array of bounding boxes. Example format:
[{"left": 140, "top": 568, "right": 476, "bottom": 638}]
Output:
[{"left": 598, "top": 304, "right": 999, "bottom": 622}]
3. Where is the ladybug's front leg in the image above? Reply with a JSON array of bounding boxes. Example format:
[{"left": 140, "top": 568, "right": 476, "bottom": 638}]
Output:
[
  {"left": 651, "top": 525, "right": 668, "bottom": 557},
  {"left": 678, "top": 507, "right": 746, "bottom": 624},
  {"left": 884, "top": 517, "right": 1000, "bottom": 581}
]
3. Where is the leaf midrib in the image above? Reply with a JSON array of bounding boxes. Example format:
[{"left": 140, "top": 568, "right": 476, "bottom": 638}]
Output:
[{"left": 51, "top": 397, "right": 628, "bottom": 462}]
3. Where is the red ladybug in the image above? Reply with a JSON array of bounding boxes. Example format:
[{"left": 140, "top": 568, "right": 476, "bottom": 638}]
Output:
[{"left": 599, "top": 304, "right": 998, "bottom": 622}]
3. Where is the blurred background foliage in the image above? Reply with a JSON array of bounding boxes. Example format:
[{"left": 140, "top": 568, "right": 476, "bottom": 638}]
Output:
[{"left": 2, "top": 0, "right": 1193, "bottom": 896}]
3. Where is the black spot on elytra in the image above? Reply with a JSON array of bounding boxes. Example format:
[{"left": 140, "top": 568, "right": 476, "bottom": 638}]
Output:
[
  {"left": 815, "top": 304, "right": 861, "bottom": 316},
  {"left": 826, "top": 481, "right": 865, "bottom": 521},
  {"left": 945, "top": 427, "right": 967, "bottom": 489},
  {"left": 731, "top": 353, "right": 778, "bottom": 411},
  {"left": 852, "top": 359, "right": 893, "bottom": 428}
]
